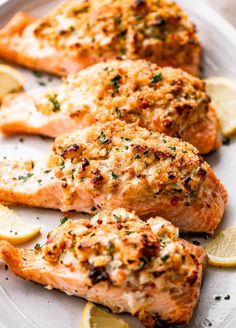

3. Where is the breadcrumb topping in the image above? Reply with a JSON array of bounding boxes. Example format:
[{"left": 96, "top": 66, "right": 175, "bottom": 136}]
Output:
[
  {"left": 41, "top": 209, "right": 200, "bottom": 290},
  {"left": 33, "top": 0, "right": 200, "bottom": 70},
  {"left": 48, "top": 120, "right": 209, "bottom": 209},
  {"left": 36, "top": 59, "right": 209, "bottom": 138}
]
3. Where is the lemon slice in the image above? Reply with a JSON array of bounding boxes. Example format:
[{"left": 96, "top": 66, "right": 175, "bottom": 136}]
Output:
[
  {"left": 0, "top": 204, "right": 40, "bottom": 245},
  {"left": 204, "top": 226, "right": 236, "bottom": 267},
  {"left": 81, "top": 302, "right": 132, "bottom": 328},
  {"left": 0, "top": 64, "right": 24, "bottom": 101},
  {"left": 205, "top": 77, "right": 236, "bottom": 137}
]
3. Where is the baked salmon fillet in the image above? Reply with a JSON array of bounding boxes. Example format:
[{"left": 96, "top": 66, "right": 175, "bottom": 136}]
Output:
[
  {"left": 0, "top": 121, "right": 227, "bottom": 233},
  {"left": 0, "top": 60, "right": 220, "bottom": 154},
  {"left": 0, "top": 0, "right": 201, "bottom": 76},
  {"left": 0, "top": 208, "right": 208, "bottom": 327}
]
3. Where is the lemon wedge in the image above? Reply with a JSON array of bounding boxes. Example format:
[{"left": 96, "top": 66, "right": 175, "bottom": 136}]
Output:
[
  {"left": 81, "top": 302, "right": 132, "bottom": 328},
  {"left": 205, "top": 77, "right": 236, "bottom": 137},
  {"left": 0, "top": 64, "right": 24, "bottom": 101},
  {"left": 0, "top": 204, "right": 40, "bottom": 245},
  {"left": 204, "top": 226, "right": 236, "bottom": 267}
]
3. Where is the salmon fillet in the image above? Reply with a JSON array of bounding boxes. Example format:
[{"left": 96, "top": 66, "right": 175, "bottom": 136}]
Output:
[
  {"left": 0, "top": 121, "right": 227, "bottom": 233},
  {"left": 0, "top": 0, "right": 201, "bottom": 76},
  {"left": 0, "top": 208, "right": 208, "bottom": 327},
  {"left": 0, "top": 60, "right": 220, "bottom": 154}
]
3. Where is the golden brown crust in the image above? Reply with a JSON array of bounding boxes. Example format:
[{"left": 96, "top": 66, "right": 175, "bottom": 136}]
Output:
[
  {"left": 0, "top": 0, "right": 201, "bottom": 76},
  {"left": 0, "top": 120, "right": 226, "bottom": 233},
  {"left": 0, "top": 60, "right": 220, "bottom": 153},
  {"left": 0, "top": 209, "right": 208, "bottom": 327}
]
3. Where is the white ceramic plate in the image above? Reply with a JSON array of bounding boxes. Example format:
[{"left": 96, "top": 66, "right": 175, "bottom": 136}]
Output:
[{"left": 0, "top": 1, "right": 236, "bottom": 327}]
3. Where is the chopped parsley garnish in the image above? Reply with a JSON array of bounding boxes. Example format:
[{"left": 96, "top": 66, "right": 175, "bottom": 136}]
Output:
[
  {"left": 139, "top": 256, "right": 148, "bottom": 269},
  {"left": 122, "top": 137, "right": 131, "bottom": 141},
  {"left": 110, "top": 75, "right": 122, "bottom": 93},
  {"left": 134, "top": 154, "right": 141, "bottom": 159},
  {"left": 225, "top": 295, "right": 230, "bottom": 300},
  {"left": 60, "top": 217, "right": 68, "bottom": 225},
  {"left": 151, "top": 72, "right": 163, "bottom": 84},
  {"left": 48, "top": 95, "right": 61, "bottom": 112},
  {"left": 18, "top": 173, "right": 34, "bottom": 182},
  {"left": 91, "top": 206, "right": 97, "bottom": 212},
  {"left": 34, "top": 243, "right": 42, "bottom": 250},
  {"left": 115, "top": 108, "right": 123, "bottom": 118},
  {"left": 111, "top": 172, "right": 119, "bottom": 179},
  {"left": 37, "top": 179, "right": 42, "bottom": 184},
  {"left": 98, "top": 131, "right": 109, "bottom": 144},
  {"left": 168, "top": 146, "right": 176, "bottom": 151},
  {"left": 44, "top": 169, "right": 51, "bottom": 174},
  {"left": 144, "top": 151, "right": 149, "bottom": 156},
  {"left": 161, "top": 254, "right": 169, "bottom": 262},
  {"left": 125, "top": 231, "right": 134, "bottom": 235}
]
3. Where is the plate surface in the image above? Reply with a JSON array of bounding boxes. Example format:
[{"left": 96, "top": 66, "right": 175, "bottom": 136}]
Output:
[{"left": 0, "top": 1, "right": 236, "bottom": 327}]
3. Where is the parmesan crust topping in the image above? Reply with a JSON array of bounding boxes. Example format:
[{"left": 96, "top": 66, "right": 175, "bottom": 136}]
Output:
[
  {"left": 48, "top": 120, "right": 209, "bottom": 209},
  {"left": 41, "top": 209, "right": 200, "bottom": 290},
  {"left": 33, "top": 0, "right": 200, "bottom": 68},
  {"left": 36, "top": 59, "right": 210, "bottom": 138}
]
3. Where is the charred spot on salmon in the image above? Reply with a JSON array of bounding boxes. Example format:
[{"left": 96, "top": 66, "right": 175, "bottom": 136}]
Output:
[
  {"left": 91, "top": 169, "right": 104, "bottom": 185},
  {"left": 167, "top": 172, "right": 175, "bottom": 180},
  {"left": 81, "top": 158, "right": 90, "bottom": 171},
  {"left": 187, "top": 270, "right": 198, "bottom": 285},
  {"left": 62, "top": 144, "right": 80, "bottom": 158},
  {"left": 184, "top": 176, "right": 192, "bottom": 190},
  {"left": 89, "top": 266, "right": 108, "bottom": 285}
]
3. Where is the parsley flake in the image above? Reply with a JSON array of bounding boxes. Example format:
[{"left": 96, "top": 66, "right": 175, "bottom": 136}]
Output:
[
  {"left": 110, "top": 75, "right": 122, "bottom": 93},
  {"left": 111, "top": 172, "right": 119, "bottom": 179},
  {"left": 48, "top": 95, "right": 61, "bottom": 112},
  {"left": 60, "top": 217, "right": 68, "bottom": 225},
  {"left": 98, "top": 131, "right": 109, "bottom": 144},
  {"left": 34, "top": 243, "right": 42, "bottom": 250},
  {"left": 18, "top": 173, "right": 34, "bottom": 182},
  {"left": 161, "top": 254, "right": 169, "bottom": 262},
  {"left": 151, "top": 73, "right": 163, "bottom": 84}
]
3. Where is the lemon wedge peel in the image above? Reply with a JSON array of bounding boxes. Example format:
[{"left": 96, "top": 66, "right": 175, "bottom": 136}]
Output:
[
  {"left": 81, "top": 302, "right": 132, "bottom": 328},
  {"left": 204, "top": 226, "right": 236, "bottom": 267},
  {"left": 0, "top": 64, "right": 24, "bottom": 101},
  {"left": 205, "top": 77, "right": 236, "bottom": 137},
  {"left": 0, "top": 204, "right": 41, "bottom": 245}
]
